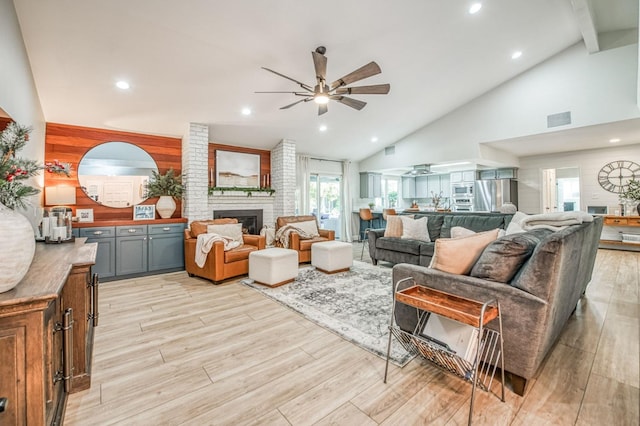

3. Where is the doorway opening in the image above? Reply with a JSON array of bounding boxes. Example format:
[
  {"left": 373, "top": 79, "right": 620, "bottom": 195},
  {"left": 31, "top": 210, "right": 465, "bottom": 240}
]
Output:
[{"left": 542, "top": 167, "right": 580, "bottom": 213}]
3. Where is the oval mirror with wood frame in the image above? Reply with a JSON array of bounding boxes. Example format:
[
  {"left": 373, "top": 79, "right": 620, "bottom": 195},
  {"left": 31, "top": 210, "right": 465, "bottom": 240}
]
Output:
[{"left": 77, "top": 142, "right": 158, "bottom": 208}]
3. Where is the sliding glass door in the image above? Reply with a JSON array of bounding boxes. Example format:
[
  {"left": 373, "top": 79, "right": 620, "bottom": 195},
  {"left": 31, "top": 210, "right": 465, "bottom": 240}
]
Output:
[{"left": 309, "top": 174, "right": 342, "bottom": 239}]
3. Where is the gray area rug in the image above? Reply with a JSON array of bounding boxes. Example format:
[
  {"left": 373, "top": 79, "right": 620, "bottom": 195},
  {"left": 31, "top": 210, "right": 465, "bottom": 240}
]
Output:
[{"left": 242, "top": 261, "right": 414, "bottom": 366}]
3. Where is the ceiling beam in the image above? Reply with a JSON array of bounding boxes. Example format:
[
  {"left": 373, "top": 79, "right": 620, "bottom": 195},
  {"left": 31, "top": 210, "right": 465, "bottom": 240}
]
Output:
[{"left": 570, "top": 0, "right": 600, "bottom": 53}]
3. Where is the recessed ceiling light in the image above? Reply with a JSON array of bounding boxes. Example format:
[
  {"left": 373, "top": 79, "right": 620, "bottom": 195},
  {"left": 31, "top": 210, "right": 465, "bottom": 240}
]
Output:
[
  {"left": 319, "top": 125, "right": 327, "bottom": 132},
  {"left": 371, "top": 136, "right": 378, "bottom": 143},
  {"left": 115, "top": 80, "right": 130, "bottom": 90},
  {"left": 609, "top": 138, "right": 621, "bottom": 143},
  {"left": 469, "top": 3, "right": 482, "bottom": 14},
  {"left": 511, "top": 51, "right": 523, "bottom": 60},
  {"left": 241, "top": 107, "right": 252, "bottom": 116}
]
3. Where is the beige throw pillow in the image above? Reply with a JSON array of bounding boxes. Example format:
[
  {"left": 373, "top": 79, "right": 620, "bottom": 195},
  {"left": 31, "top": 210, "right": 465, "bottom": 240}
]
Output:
[
  {"left": 400, "top": 216, "right": 430, "bottom": 242},
  {"left": 429, "top": 228, "right": 500, "bottom": 275},
  {"left": 384, "top": 215, "right": 403, "bottom": 237},
  {"left": 292, "top": 220, "right": 319, "bottom": 238},
  {"left": 450, "top": 226, "right": 476, "bottom": 239},
  {"left": 207, "top": 223, "right": 244, "bottom": 245}
]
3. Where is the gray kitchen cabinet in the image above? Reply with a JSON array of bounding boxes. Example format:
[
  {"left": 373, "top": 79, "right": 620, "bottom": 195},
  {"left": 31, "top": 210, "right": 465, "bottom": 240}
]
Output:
[
  {"left": 440, "top": 174, "right": 451, "bottom": 198},
  {"left": 462, "top": 170, "right": 477, "bottom": 182},
  {"left": 116, "top": 225, "right": 148, "bottom": 276},
  {"left": 497, "top": 168, "right": 517, "bottom": 179},
  {"left": 360, "top": 172, "right": 382, "bottom": 198},
  {"left": 148, "top": 223, "right": 185, "bottom": 271},
  {"left": 450, "top": 171, "right": 463, "bottom": 183},
  {"left": 79, "top": 226, "right": 116, "bottom": 279},
  {"left": 427, "top": 175, "right": 441, "bottom": 196},
  {"left": 415, "top": 176, "right": 430, "bottom": 198},
  {"left": 402, "top": 176, "right": 416, "bottom": 198},
  {"left": 479, "top": 169, "right": 497, "bottom": 180}
]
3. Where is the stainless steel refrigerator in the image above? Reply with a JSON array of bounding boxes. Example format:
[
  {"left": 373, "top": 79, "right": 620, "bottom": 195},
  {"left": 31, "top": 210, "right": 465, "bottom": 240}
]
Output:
[{"left": 473, "top": 179, "right": 518, "bottom": 212}]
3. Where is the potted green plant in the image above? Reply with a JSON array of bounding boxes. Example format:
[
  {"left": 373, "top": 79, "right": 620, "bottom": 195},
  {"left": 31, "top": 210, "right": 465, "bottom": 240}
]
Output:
[
  {"left": 145, "top": 168, "right": 183, "bottom": 219},
  {"left": 620, "top": 179, "right": 640, "bottom": 216}
]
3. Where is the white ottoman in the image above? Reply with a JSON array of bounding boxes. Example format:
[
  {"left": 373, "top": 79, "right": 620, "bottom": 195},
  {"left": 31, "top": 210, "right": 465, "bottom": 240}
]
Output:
[
  {"left": 311, "top": 241, "right": 353, "bottom": 274},
  {"left": 249, "top": 248, "right": 299, "bottom": 287}
]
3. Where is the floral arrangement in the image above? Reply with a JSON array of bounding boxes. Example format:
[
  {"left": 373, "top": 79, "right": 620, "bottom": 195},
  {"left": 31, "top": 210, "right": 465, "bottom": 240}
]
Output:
[
  {"left": 0, "top": 122, "right": 70, "bottom": 210},
  {"left": 431, "top": 190, "right": 444, "bottom": 209}
]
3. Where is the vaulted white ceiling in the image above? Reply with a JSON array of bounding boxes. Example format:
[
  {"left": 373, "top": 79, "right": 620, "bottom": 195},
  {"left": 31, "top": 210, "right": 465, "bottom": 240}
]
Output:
[{"left": 12, "top": 0, "right": 639, "bottom": 162}]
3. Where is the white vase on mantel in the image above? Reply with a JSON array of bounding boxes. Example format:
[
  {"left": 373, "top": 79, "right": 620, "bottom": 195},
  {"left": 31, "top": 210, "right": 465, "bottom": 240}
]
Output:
[
  {"left": 0, "top": 202, "right": 36, "bottom": 293},
  {"left": 155, "top": 196, "right": 176, "bottom": 219}
]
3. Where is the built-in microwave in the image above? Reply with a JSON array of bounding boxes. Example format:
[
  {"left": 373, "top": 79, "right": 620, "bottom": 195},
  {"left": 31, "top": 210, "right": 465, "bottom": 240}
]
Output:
[{"left": 452, "top": 183, "right": 473, "bottom": 196}]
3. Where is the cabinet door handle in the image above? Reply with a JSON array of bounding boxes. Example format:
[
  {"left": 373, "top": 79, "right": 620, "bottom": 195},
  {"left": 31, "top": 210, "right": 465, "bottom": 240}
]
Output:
[
  {"left": 54, "top": 308, "right": 74, "bottom": 393},
  {"left": 128, "top": 229, "right": 137, "bottom": 233},
  {"left": 91, "top": 273, "right": 99, "bottom": 327},
  {"left": 163, "top": 227, "right": 171, "bottom": 231},
  {"left": 93, "top": 231, "right": 103, "bottom": 235},
  {"left": 149, "top": 237, "right": 153, "bottom": 240}
]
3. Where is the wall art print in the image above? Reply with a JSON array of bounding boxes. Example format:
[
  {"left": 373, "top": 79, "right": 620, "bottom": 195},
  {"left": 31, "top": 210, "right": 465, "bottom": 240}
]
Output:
[{"left": 215, "top": 150, "right": 260, "bottom": 188}]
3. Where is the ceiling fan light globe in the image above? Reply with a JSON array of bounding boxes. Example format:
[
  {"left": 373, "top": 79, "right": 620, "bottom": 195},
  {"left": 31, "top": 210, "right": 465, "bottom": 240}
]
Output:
[{"left": 314, "top": 94, "right": 330, "bottom": 105}]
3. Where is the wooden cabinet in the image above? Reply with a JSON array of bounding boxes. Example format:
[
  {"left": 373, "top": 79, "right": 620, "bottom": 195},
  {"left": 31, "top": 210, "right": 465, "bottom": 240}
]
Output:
[
  {"left": 600, "top": 215, "right": 640, "bottom": 250},
  {"left": 360, "top": 172, "right": 382, "bottom": 198},
  {"left": 0, "top": 240, "right": 97, "bottom": 426}
]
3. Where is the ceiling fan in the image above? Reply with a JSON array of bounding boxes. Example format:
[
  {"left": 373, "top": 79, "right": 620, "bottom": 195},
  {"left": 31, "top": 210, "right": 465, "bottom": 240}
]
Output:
[{"left": 257, "top": 46, "right": 390, "bottom": 115}]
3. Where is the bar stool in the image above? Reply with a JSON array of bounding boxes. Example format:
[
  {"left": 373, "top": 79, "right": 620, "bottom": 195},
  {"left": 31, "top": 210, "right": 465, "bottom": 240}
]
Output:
[
  {"left": 382, "top": 208, "right": 396, "bottom": 221},
  {"left": 359, "top": 208, "right": 374, "bottom": 260}
]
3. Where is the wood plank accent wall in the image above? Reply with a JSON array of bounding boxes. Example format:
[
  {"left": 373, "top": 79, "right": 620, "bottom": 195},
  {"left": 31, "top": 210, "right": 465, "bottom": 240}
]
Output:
[
  {"left": 44, "top": 123, "right": 182, "bottom": 221},
  {"left": 208, "top": 143, "right": 271, "bottom": 188}
]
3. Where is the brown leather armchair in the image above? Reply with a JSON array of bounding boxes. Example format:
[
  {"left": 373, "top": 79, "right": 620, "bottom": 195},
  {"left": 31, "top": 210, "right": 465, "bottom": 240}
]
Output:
[
  {"left": 184, "top": 218, "right": 266, "bottom": 284},
  {"left": 275, "top": 215, "right": 335, "bottom": 263}
]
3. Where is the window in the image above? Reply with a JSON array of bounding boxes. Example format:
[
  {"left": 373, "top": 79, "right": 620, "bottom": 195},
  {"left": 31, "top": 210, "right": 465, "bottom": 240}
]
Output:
[{"left": 380, "top": 176, "right": 399, "bottom": 208}]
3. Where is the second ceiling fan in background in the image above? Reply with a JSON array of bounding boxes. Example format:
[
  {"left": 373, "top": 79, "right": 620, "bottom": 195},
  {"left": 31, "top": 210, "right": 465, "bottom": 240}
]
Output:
[{"left": 257, "top": 46, "right": 390, "bottom": 115}]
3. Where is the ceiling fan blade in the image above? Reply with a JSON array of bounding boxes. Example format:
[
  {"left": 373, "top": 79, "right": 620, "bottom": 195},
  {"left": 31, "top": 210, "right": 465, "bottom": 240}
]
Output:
[
  {"left": 256, "top": 91, "right": 312, "bottom": 97},
  {"left": 261, "top": 67, "right": 313, "bottom": 91},
  {"left": 334, "top": 83, "right": 390, "bottom": 95},
  {"left": 332, "top": 96, "right": 367, "bottom": 110},
  {"left": 280, "top": 98, "right": 311, "bottom": 109},
  {"left": 330, "top": 61, "right": 382, "bottom": 90},
  {"left": 318, "top": 104, "right": 328, "bottom": 115},
  {"left": 312, "top": 51, "right": 327, "bottom": 82}
]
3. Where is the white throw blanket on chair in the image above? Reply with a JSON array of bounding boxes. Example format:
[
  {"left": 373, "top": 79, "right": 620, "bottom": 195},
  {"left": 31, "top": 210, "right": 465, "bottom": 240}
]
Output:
[
  {"left": 195, "top": 233, "right": 241, "bottom": 268},
  {"left": 274, "top": 224, "right": 316, "bottom": 249},
  {"left": 520, "top": 211, "right": 593, "bottom": 232}
]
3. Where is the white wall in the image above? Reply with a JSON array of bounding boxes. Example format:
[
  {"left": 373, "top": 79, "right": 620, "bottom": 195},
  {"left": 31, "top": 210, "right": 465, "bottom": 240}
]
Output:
[
  {"left": 0, "top": 0, "right": 45, "bottom": 164},
  {"left": 360, "top": 39, "right": 639, "bottom": 172},
  {"left": 517, "top": 143, "right": 640, "bottom": 214}
]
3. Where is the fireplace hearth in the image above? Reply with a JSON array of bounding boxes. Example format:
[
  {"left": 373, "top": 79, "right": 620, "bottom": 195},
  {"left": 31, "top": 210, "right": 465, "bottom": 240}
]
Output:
[{"left": 213, "top": 209, "right": 263, "bottom": 235}]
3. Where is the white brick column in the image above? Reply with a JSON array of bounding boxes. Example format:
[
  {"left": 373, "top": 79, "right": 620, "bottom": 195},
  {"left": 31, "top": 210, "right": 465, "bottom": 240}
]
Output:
[
  {"left": 182, "top": 123, "right": 209, "bottom": 222},
  {"left": 271, "top": 139, "right": 296, "bottom": 219}
]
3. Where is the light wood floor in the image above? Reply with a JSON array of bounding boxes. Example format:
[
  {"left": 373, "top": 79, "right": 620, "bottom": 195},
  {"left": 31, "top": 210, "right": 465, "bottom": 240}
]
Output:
[{"left": 65, "top": 245, "right": 639, "bottom": 425}]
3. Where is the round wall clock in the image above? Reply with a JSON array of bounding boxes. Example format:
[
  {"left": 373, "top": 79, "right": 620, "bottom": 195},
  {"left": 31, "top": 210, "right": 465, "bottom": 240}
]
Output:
[{"left": 598, "top": 160, "right": 640, "bottom": 193}]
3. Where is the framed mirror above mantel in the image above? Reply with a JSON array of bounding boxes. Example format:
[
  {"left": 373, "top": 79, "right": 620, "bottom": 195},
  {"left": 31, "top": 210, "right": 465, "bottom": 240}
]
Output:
[{"left": 44, "top": 123, "right": 183, "bottom": 222}]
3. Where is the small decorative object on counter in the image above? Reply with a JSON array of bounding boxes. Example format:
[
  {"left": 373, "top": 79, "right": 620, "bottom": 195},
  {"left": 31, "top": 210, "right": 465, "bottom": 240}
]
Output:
[
  {"left": 499, "top": 202, "right": 517, "bottom": 214},
  {"left": 368, "top": 202, "right": 375, "bottom": 210},
  {"left": 145, "top": 168, "right": 183, "bottom": 219}
]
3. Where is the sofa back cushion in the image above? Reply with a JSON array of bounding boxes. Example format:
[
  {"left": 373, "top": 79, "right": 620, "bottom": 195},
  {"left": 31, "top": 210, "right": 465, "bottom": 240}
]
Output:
[
  {"left": 470, "top": 229, "right": 552, "bottom": 283},
  {"left": 429, "top": 229, "right": 500, "bottom": 275},
  {"left": 441, "top": 215, "right": 508, "bottom": 238}
]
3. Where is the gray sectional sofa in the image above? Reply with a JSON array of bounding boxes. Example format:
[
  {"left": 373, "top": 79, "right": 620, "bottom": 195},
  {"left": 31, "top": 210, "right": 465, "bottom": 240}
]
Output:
[
  {"left": 387, "top": 214, "right": 603, "bottom": 395},
  {"left": 368, "top": 212, "right": 514, "bottom": 266}
]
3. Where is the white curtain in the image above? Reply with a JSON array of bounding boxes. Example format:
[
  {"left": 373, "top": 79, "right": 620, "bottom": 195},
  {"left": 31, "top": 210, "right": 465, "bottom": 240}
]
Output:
[
  {"left": 296, "top": 155, "right": 310, "bottom": 216},
  {"left": 341, "top": 160, "right": 353, "bottom": 242}
]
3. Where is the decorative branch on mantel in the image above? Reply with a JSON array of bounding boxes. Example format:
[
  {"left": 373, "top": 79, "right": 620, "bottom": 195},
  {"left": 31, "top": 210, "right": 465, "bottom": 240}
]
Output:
[{"left": 208, "top": 186, "right": 275, "bottom": 197}]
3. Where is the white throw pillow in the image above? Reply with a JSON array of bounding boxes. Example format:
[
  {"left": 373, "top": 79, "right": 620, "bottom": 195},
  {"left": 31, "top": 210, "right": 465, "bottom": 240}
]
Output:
[
  {"left": 400, "top": 216, "right": 430, "bottom": 242},
  {"left": 506, "top": 211, "right": 528, "bottom": 235},
  {"left": 292, "top": 220, "right": 319, "bottom": 238},
  {"left": 207, "top": 223, "right": 243, "bottom": 244}
]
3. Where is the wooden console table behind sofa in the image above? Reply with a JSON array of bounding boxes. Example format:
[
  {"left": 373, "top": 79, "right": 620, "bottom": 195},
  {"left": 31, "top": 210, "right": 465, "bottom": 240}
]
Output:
[{"left": 0, "top": 239, "right": 97, "bottom": 425}]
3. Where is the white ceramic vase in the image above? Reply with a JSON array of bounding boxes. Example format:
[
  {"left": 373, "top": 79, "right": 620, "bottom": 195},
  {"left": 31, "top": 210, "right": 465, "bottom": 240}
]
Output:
[
  {"left": 155, "top": 195, "right": 176, "bottom": 219},
  {"left": 0, "top": 202, "right": 36, "bottom": 293}
]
